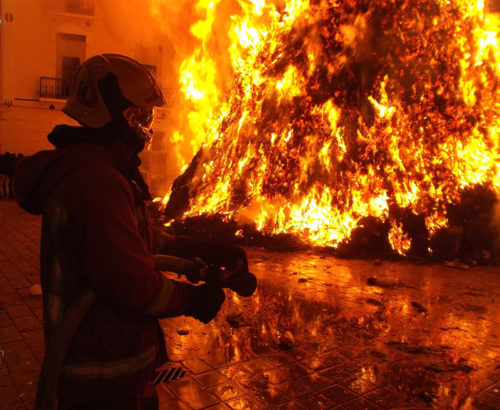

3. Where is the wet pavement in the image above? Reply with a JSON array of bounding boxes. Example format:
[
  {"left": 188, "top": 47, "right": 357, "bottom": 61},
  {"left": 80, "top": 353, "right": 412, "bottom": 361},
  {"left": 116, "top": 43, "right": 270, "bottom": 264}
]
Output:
[
  {"left": 159, "top": 251, "right": 500, "bottom": 409},
  {"left": 1, "top": 200, "right": 500, "bottom": 409}
]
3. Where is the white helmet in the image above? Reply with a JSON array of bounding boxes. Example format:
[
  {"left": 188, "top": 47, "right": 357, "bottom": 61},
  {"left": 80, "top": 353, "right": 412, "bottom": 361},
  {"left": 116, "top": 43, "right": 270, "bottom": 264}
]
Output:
[{"left": 63, "top": 54, "right": 166, "bottom": 129}]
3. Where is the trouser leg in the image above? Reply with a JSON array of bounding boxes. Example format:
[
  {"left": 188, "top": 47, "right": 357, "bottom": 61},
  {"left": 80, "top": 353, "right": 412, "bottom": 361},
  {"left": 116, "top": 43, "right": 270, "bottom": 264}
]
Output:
[
  {"left": 4, "top": 177, "right": 10, "bottom": 199},
  {"left": 0, "top": 175, "right": 6, "bottom": 198}
]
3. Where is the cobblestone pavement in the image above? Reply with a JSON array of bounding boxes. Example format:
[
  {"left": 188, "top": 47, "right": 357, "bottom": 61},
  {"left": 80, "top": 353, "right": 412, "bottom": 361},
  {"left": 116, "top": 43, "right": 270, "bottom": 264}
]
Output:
[
  {"left": 0, "top": 201, "right": 44, "bottom": 410},
  {"left": 1, "top": 199, "right": 500, "bottom": 409}
]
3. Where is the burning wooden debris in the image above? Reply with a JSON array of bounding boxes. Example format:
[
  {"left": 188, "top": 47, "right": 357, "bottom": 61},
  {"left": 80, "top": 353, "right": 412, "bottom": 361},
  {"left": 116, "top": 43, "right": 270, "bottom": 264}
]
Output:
[{"left": 160, "top": 0, "right": 500, "bottom": 263}]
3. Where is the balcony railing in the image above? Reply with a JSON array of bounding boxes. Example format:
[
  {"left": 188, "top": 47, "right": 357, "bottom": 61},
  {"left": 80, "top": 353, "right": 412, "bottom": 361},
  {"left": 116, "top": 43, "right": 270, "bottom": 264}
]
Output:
[
  {"left": 40, "top": 77, "right": 70, "bottom": 99},
  {"left": 65, "top": 0, "right": 94, "bottom": 16},
  {"left": 48, "top": 0, "right": 94, "bottom": 16}
]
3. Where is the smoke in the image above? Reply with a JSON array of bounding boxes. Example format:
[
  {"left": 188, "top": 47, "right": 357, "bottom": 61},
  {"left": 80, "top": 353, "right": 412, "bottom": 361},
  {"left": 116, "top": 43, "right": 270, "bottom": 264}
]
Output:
[
  {"left": 99, "top": 1, "right": 199, "bottom": 76},
  {"left": 98, "top": 1, "right": 213, "bottom": 191},
  {"left": 99, "top": 0, "right": 239, "bottom": 101},
  {"left": 100, "top": 1, "right": 163, "bottom": 49},
  {"left": 101, "top": 3, "right": 237, "bottom": 125},
  {"left": 100, "top": 0, "right": 198, "bottom": 48}
]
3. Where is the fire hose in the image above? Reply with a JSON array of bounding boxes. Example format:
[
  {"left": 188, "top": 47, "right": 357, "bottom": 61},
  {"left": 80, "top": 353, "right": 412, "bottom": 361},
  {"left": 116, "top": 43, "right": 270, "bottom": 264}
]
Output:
[
  {"left": 34, "top": 287, "right": 97, "bottom": 410},
  {"left": 151, "top": 254, "right": 257, "bottom": 297},
  {"left": 35, "top": 253, "right": 256, "bottom": 409}
]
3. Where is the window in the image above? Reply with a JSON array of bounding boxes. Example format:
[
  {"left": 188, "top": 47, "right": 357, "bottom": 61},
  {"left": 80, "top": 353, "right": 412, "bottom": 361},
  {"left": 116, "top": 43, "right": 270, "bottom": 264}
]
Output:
[{"left": 56, "top": 33, "right": 86, "bottom": 96}]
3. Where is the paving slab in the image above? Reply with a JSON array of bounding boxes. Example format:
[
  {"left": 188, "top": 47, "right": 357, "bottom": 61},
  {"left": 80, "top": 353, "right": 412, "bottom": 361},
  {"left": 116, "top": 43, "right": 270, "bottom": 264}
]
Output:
[{"left": 1, "top": 200, "right": 500, "bottom": 409}]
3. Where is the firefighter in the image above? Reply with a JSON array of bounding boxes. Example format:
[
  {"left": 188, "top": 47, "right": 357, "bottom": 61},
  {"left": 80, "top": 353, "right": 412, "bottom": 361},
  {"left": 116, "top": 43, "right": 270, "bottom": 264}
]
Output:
[{"left": 15, "top": 54, "right": 228, "bottom": 410}]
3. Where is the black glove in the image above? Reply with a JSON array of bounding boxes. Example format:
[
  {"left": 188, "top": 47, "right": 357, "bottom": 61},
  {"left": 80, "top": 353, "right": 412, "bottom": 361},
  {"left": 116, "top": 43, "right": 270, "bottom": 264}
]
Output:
[
  {"left": 185, "top": 284, "right": 225, "bottom": 324},
  {"left": 217, "top": 243, "right": 249, "bottom": 271},
  {"left": 171, "top": 236, "right": 249, "bottom": 271}
]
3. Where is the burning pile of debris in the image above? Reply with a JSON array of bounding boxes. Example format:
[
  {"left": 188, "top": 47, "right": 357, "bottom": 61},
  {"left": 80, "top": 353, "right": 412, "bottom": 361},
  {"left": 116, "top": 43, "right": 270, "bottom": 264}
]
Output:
[{"left": 160, "top": 0, "right": 500, "bottom": 263}]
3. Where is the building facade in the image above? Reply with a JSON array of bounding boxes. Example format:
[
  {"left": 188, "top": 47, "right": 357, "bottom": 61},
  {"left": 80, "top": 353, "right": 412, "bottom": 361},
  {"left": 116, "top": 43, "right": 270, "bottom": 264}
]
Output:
[{"left": 0, "top": 0, "right": 171, "bottom": 194}]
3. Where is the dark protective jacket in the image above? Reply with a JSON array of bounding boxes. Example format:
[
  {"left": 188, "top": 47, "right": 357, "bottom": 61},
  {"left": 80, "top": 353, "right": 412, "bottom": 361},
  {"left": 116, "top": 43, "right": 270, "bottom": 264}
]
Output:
[{"left": 15, "top": 126, "right": 187, "bottom": 403}]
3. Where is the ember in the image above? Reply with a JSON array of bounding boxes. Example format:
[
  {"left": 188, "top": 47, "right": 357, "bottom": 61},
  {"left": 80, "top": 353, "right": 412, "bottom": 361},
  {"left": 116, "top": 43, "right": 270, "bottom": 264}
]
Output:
[{"left": 160, "top": 0, "right": 500, "bottom": 260}]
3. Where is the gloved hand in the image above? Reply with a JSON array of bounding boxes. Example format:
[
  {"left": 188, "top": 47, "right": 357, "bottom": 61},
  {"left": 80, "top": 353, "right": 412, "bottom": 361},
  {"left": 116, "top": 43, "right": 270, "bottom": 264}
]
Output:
[
  {"left": 169, "top": 236, "right": 249, "bottom": 272},
  {"left": 185, "top": 284, "right": 225, "bottom": 324},
  {"left": 177, "top": 257, "right": 207, "bottom": 284},
  {"left": 218, "top": 243, "right": 249, "bottom": 272}
]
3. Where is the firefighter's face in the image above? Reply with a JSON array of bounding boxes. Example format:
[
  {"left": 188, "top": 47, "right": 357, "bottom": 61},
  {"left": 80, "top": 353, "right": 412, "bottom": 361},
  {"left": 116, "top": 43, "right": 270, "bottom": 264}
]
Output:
[{"left": 122, "top": 106, "right": 155, "bottom": 151}]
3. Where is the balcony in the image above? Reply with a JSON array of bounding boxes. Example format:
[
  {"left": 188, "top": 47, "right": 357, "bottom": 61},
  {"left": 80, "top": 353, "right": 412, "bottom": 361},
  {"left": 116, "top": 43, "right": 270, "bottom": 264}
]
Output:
[
  {"left": 47, "top": 0, "right": 95, "bottom": 18},
  {"left": 65, "top": 0, "right": 94, "bottom": 16},
  {"left": 39, "top": 77, "right": 70, "bottom": 100}
]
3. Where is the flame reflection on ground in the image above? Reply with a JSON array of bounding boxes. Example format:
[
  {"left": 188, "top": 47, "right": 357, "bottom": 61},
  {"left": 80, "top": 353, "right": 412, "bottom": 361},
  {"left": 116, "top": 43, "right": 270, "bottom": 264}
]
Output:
[{"left": 160, "top": 249, "right": 500, "bottom": 408}]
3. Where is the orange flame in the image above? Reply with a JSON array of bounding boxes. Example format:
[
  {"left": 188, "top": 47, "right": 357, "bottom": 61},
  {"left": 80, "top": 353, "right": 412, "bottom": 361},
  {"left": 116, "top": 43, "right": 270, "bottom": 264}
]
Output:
[{"left": 159, "top": 0, "right": 500, "bottom": 255}]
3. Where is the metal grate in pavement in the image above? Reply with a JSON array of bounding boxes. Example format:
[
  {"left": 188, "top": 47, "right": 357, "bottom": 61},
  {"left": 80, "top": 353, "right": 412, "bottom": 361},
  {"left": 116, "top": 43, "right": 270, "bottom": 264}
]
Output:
[{"left": 152, "top": 366, "right": 187, "bottom": 385}]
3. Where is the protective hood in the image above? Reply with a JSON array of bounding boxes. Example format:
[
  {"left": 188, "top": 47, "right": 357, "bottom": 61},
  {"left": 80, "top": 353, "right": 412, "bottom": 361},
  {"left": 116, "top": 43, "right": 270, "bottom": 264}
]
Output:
[{"left": 15, "top": 125, "right": 138, "bottom": 215}]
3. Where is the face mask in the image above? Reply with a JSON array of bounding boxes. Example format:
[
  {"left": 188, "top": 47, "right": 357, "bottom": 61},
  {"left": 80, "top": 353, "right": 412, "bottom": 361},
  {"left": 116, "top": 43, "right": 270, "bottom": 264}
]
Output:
[{"left": 122, "top": 106, "right": 155, "bottom": 148}]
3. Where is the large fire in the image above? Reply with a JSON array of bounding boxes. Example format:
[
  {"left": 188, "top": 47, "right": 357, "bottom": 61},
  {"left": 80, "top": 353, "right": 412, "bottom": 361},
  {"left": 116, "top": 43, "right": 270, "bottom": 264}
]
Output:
[{"left": 156, "top": 0, "right": 500, "bottom": 256}]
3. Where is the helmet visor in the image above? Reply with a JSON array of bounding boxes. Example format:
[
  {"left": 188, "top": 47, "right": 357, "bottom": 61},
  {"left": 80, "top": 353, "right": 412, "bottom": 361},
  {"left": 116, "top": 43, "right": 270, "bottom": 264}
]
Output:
[{"left": 124, "top": 106, "right": 155, "bottom": 144}]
